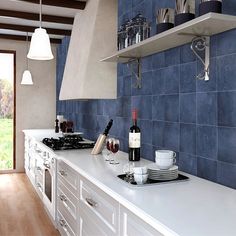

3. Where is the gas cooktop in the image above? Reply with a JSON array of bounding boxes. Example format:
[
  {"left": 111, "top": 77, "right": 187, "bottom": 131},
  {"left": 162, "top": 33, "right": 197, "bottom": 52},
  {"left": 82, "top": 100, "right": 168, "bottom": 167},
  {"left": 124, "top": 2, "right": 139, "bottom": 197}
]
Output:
[{"left": 42, "top": 134, "right": 94, "bottom": 151}]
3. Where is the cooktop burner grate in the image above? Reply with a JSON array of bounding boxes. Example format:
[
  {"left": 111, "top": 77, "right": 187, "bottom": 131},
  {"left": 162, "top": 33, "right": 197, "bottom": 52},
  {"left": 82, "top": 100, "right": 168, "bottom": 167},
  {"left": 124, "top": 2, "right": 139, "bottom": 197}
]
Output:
[{"left": 42, "top": 135, "right": 94, "bottom": 150}]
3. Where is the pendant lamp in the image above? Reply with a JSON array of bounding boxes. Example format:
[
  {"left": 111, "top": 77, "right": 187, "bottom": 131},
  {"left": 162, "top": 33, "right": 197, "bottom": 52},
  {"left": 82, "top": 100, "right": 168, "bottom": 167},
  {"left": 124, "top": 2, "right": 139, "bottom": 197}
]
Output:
[
  {"left": 27, "top": 0, "right": 53, "bottom": 60},
  {"left": 21, "top": 32, "right": 33, "bottom": 85}
]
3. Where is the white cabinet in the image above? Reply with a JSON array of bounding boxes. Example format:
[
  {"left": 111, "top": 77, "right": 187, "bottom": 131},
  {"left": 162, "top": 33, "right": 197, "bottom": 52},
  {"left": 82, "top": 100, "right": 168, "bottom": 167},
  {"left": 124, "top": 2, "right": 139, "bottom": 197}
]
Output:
[
  {"left": 120, "top": 206, "right": 163, "bottom": 236},
  {"left": 57, "top": 160, "right": 79, "bottom": 236},
  {"left": 79, "top": 176, "right": 119, "bottom": 236}
]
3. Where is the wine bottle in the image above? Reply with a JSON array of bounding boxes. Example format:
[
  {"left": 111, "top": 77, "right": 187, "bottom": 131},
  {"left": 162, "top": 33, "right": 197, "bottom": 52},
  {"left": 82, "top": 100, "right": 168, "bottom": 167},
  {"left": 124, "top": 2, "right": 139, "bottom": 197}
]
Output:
[{"left": 129, "top": 109, "right": 141, "bottom": 161}]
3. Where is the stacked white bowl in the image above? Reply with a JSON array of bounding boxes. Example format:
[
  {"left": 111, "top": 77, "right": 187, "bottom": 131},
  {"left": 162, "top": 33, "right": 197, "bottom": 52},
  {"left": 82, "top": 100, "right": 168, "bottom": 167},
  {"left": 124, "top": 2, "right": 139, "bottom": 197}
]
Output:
[{"left": 133, "top": 167, "right": 148, "bottom": 185}]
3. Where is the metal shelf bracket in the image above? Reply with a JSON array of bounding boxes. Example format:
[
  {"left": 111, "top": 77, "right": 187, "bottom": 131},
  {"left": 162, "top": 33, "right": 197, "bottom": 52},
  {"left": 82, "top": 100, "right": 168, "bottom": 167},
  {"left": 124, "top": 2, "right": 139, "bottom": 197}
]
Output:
[
  {"left": 190, "top": 36, "right": 210, "bottom": 81},
  {"left": 118, "top": 56, "right": 142, "bottom": 89}
]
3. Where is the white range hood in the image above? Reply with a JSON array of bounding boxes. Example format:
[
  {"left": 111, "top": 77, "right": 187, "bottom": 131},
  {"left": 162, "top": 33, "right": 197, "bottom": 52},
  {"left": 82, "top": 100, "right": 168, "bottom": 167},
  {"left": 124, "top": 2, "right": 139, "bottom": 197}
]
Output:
[{"left": 59, "top": 0, "right": 117, "bottom": 100}]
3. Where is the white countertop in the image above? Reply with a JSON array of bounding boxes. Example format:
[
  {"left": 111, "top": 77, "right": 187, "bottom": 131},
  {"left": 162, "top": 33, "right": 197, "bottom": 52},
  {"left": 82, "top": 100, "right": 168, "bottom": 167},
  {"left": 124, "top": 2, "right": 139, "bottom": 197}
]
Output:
[{"left": 23, "top": 129, "right": 236, "bottom": 236}]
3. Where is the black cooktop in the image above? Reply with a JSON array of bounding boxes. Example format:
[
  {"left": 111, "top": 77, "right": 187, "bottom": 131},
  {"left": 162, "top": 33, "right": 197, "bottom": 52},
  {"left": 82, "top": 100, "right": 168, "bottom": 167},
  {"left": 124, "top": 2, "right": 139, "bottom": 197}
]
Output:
[{"left": 42, "top": 135, "right": 94, "bottom": 151}]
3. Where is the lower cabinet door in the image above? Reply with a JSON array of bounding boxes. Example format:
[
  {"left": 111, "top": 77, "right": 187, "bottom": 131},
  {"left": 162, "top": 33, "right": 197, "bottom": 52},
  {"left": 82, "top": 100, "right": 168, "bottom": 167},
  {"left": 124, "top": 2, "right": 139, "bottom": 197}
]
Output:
[
  {"left": 57, "top": 210, "right": 77, "bottom": 236},
  {"left": 79, "top": 207, "right": 115, "bottom": 236},
  {"left": 120, "top": 206, "right": 164, "bottom": 236}
]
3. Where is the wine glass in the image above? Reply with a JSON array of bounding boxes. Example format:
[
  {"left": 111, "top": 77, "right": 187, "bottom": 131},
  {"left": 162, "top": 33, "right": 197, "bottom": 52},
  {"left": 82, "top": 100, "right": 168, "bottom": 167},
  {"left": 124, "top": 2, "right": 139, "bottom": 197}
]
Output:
[
  {"left": 110, "top": 139, "right": 120, "bottom": 165},
  {"left": 105, "top": 138, "right": 114, "bottom": 162}
]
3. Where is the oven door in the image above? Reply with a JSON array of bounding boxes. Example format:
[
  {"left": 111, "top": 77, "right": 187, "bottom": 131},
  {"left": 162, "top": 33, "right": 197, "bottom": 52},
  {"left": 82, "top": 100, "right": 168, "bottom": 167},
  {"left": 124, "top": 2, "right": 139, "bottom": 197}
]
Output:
[{"left": 42, "top": 163, "right": 56, "bottom": 220}]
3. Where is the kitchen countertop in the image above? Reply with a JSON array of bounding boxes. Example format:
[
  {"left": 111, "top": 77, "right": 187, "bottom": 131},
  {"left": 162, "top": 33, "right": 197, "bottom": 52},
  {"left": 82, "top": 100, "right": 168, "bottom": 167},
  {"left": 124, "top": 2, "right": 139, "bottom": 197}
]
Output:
[{"left": 23, "top": 129, "right": 236, "bottom": 236}]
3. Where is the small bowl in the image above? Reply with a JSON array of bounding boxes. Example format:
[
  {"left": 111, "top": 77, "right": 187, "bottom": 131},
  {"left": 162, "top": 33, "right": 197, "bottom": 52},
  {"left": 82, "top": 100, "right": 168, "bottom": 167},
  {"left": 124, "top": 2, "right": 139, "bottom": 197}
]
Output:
[
  {"left": 133, "top": 166, "right": 147, "bottom": 175},
  {"left": 134, "top": 173, "right": 148, "bottom": 185}
]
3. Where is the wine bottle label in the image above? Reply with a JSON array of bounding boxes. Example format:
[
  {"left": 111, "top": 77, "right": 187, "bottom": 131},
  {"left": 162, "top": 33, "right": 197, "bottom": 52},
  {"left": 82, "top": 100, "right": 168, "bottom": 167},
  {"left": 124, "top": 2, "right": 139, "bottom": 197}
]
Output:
[{"left": 129, "top": 133, "right": 141, "bottom": 148}]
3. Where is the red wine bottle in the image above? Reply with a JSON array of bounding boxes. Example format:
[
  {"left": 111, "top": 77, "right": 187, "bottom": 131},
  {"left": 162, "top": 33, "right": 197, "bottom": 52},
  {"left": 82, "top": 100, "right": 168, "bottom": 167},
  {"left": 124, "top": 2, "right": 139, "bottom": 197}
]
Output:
[{"left": 129, "top": 109, "right": 141, "bottom": 161}]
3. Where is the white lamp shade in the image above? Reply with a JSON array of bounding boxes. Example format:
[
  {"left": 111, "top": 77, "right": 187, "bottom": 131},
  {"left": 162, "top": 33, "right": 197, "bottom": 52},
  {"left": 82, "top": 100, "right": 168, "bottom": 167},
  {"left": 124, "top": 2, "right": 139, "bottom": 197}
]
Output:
[
  {"left": 27, "top": 28, "right": 54, "bottom": 60},
  {"left": 21, "top": 70, "right": 33, "bottom": 85}
]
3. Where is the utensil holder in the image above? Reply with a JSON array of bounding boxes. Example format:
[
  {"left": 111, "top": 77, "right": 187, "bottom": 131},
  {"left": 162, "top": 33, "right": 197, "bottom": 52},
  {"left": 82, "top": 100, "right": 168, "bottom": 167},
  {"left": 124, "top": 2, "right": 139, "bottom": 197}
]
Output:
[
  {"left": 175, "top": 0, "right": 195, "bottom": 26},
  {"left": 199, "top": 0, "right": 222, "bottom": 16},
  {"left": 156, "top": 8, "right": 174, "bottom": 34}
]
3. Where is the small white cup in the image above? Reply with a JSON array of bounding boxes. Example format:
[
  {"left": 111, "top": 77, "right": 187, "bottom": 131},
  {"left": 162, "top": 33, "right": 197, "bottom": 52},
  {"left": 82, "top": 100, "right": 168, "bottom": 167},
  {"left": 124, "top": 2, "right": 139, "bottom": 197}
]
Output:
[
  {"left": 134, "top": 174, "right": 148, "bottom": 185},
  {"left": 155, "top": 150, "right": 176, "bottom": 159},
  {"left": 155, "top": 157, "right": 176, "bottom": 170},
  {"left": 155, "top": 150, "right": 176, "bottom": 170},
  {"left": 133, "top": 166, "right": 147, "bottom": 175}
]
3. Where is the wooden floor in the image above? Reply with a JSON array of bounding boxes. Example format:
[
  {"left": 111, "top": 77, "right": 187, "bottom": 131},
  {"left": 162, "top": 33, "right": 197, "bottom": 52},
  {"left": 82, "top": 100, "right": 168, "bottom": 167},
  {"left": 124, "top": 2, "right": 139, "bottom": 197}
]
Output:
[{"left": 0, "top": 173, "right": 60, "bottom": 236}]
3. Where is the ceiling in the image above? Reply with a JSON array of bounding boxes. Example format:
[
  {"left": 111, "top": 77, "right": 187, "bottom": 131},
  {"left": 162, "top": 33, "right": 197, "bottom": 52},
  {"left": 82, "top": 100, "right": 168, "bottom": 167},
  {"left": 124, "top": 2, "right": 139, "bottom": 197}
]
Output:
[{"left": 0, "top": 0, "right": 87, "bottom": 44}]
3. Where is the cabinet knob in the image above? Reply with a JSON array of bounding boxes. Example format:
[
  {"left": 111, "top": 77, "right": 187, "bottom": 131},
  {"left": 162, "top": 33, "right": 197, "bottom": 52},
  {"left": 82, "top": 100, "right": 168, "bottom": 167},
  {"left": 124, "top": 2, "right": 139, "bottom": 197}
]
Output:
[
  {"left": 59, "top": 219, "right": 67, "bottom": 227},
  {"left": 85, "top": 198, "right": 98, "bottom": 208},
  {"left": 60, "top": 195, "right": 67, "bottom": 202},
  {"left": 59, "top": 170, "right": 66, "bottom": 176}
]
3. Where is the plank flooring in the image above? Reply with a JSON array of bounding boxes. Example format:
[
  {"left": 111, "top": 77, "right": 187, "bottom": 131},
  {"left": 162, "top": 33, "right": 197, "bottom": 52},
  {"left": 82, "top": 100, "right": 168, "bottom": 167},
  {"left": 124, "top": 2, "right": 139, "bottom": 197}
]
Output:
[{"left": 0, "top": 173, "right": 60, "bottom": 236}]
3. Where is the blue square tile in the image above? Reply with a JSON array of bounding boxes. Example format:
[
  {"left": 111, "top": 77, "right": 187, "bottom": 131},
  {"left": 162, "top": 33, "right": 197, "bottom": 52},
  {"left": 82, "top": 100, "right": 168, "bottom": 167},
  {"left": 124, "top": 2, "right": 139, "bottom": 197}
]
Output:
[
  {"left": 197, "top": 58, "right": 217, "bottom": 92},
  {"left": 180, "top": 43, "right": 196, "bottom": 64},
  {"left": 197, "top": 125, "right": 217, "bottom": 160},
  {"left": 152, "top": 52, "right": 165, "bottom": 70},
  {"left": 179, "top": 153, "right": 197, "bottom": 175},
  {"left": 96, "top": 116, "right": 109, "bottom": 134},
  {"left": 139, "top": 119, "right": 152, "bottom": 145},
  {"left": 163, "top": 66, "right": 180, "bottom": 94},
  {"left": 123, "top": 76, "right": 132, "bottom": 96},
  {"left": 152, "top": 69, "right": 165, "bottom": 95},
  {"left": 131, "top": 96, "right": 152, "bottom": 119},
  {"left": 97, "top": 100, "right": 104, "bottom": 115},
  {"left": 112, "top": 117, "right": 130, "bottom": 139},
  {"left": 103, "top": 100, "right": 117, "bottom": 116},
  {"left": 165, "top": 47, "right": 180, "bottom": 67},
  {"left": 197, "top": 92, "right": 217, "bottom": 125},
  {"left": 180, "top": 123, "right": 196, "bottom": 155},
  {"left": 152, "top": 121, "right": 164, "bottom": 147},
  {"left": 217, "top": 29, "right": 236, "bottom": 56},
  {"left": 218, "top": 92, "right": 236, "bottom": 127},
  {"left": 153, "top": 121, "right": 179, "bottom": 151},
  {"left": 116, "top": 97, "right": 131, "bottom": 118},
  {"left": 163, "top": 122, "right": 180, "bottom": 151},
  {"left": 117, "top": 63, "right": 124, "bottom": 77},
  {"left": 217, "top": 162, "right": 236, "bottom": 189},
  {"left": 132, "top": 71, "right": 152, "bottom": 95},
  {"left": 180, "top": 93, "right": 196, "bottom": 123},
  {"left": 217, "top": 54, "right": 236, "bottom": 91},
  {"left": 197, "top": 157, "right": 217, "bottom": 182},
  {"left": 165, "top": 95, "right": 179, "bottom": 122},
  {"left": 180, "top": 62, "right": 196, "bottom": 93},
  {"left": 152, "top": 95, "right": 165, "bottom": 121},
  {"left": 141, "top": 55, "right": 153, "bottom": 72},
  {"left": 218, "top": 127, "right": 236, "bottom": 165},
  {"left": 141, "top": 144, "right": 154, "bottom": 161}
]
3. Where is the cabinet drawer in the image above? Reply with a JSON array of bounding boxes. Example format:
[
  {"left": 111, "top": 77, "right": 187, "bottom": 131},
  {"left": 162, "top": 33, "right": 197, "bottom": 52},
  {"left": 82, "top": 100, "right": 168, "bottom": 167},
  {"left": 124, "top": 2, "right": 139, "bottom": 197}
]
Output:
[
  {"left": 57, "top": 210, "right": 77, "bottom": 236},
  {"left": 79, "top": 176, "right": 119, "bottom": 235},
  {"left": 58, "top": 160, "right": 78, "bottom": 196},
  {"left": 57, "top": 179, "right": 78, "bottom": 221},
  {"left": 120, "top": 206, "right": 163, "bottom": 236}
]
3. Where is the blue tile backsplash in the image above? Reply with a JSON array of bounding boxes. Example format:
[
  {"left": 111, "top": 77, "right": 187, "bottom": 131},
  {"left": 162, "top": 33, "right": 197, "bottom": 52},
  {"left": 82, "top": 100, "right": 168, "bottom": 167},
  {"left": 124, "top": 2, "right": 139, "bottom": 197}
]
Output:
[{"left": 56, "top": 0, "right": 236, "bottom": 189}]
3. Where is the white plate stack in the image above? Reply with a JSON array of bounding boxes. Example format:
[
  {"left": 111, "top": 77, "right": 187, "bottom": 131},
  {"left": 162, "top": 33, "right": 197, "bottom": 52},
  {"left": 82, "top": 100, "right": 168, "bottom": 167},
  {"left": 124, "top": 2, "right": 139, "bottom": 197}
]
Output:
[{"left": 147, "top": 164, "right": 178, "bottom": 181}]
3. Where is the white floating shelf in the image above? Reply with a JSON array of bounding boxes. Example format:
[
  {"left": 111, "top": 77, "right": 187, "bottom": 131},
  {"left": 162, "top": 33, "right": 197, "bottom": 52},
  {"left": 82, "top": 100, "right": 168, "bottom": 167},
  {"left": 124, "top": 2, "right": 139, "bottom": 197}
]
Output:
[{"left": 101, "top": 13, "right": 236, "bottom": 63}]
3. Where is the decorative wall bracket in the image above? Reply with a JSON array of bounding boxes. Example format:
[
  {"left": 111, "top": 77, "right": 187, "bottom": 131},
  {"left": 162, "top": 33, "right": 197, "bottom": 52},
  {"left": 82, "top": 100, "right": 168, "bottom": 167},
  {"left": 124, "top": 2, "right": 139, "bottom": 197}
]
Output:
[
  {"left": 118, "top": 56, "right": 142, "bottom": 89},
  {"left": 190, "top": 36, "right": 210, "bottom": 81}
]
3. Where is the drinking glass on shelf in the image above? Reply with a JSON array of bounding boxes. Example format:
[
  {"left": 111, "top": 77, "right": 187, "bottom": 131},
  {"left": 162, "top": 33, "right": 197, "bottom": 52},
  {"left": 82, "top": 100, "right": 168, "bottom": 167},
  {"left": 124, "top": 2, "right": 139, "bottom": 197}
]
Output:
[{"left": 110, "top": 139, "right": 120, "bottom": 165}]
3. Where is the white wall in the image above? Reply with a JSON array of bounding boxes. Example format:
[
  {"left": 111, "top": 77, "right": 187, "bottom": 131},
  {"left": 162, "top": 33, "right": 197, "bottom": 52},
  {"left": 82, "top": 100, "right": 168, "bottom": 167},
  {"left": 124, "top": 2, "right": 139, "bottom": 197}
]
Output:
[{"left": 0, "top": 39, "right": 56, "bottom": 173}]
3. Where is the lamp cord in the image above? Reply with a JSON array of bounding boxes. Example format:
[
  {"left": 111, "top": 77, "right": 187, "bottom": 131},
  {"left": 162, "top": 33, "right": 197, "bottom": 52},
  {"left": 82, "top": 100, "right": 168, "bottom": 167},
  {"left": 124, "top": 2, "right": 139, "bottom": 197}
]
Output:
[{"left": 40, "top": 0, "right": 42, "bottom": 28}]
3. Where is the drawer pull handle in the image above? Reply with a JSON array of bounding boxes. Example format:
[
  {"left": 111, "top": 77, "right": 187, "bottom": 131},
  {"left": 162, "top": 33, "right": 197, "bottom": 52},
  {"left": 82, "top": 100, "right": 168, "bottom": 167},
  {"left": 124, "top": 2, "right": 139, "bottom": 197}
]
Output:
[
  {"left": 59, "top": 219, "right": 67, "bottom": 227},
  {"left": 60, "top": 195, "right": 67, "bottom": 202},
  {"left": 86, "top": 198, "right": 98, "bottom": 208},
  {"left": 59, "top": 170, "right": 66, "bottom": 176}
]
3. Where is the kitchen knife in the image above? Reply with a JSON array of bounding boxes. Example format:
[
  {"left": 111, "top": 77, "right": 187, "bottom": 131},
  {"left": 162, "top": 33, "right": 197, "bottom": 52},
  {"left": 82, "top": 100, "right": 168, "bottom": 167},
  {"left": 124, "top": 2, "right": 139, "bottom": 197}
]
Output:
[{"left": 91, "top": 119, "right": 113, "bottom": 155}]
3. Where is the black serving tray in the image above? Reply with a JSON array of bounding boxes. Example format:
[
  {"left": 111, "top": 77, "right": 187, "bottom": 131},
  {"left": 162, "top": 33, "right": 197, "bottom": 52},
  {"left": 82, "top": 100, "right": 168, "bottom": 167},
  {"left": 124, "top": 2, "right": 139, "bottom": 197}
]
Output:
[{"left": 117, "top": 173, "right": 189, "bottom": 186}]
